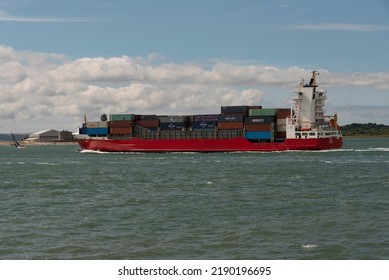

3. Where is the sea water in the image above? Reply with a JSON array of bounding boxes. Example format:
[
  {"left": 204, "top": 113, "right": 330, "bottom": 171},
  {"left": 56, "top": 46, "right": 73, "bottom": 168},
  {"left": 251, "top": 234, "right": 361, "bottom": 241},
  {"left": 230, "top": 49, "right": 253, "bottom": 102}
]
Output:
[{"left": 0, "top": 138, "right": 388, "bottom": 259}]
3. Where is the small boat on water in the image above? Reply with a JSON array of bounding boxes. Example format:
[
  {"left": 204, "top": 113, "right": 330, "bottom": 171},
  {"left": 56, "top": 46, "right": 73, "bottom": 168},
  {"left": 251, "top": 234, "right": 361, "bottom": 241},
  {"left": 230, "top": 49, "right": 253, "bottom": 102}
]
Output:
[{"left": 11, "top": 133, "right": 25, "bottom": 148}]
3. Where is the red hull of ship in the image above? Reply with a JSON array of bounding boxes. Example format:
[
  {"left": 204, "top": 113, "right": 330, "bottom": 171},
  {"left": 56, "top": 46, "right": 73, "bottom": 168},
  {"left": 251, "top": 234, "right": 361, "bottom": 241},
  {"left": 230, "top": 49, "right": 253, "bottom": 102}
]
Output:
[{"left": 77, "top": 137, "right": 343, "bottom": 152}]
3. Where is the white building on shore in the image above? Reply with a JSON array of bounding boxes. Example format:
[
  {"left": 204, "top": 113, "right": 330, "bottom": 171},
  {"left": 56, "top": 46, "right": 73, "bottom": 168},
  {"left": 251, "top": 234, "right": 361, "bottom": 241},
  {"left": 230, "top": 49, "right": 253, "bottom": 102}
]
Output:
[{"left": 25, "top": 129, "right": 73, "bottom": 142}]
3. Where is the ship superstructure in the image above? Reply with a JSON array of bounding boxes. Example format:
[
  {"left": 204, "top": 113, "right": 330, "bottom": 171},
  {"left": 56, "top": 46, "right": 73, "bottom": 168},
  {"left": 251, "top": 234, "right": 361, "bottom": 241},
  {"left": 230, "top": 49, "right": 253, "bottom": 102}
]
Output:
[{"left": 286, "top": 71, "right": 341, "bottom": 141}]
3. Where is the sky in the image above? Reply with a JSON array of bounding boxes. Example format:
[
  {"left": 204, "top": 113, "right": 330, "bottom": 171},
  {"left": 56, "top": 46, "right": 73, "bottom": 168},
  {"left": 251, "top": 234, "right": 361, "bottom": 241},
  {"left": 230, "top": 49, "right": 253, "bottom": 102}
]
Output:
[{"left": 0, "top": 0, "right": 389, "bottom": 133}]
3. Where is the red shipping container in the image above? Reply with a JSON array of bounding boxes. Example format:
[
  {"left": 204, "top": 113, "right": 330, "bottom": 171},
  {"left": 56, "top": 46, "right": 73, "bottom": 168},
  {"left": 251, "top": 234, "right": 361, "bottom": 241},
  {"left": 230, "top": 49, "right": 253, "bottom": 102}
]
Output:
[
  {"left": 218, "top": 122, "right": 244, "bottom": 130},
  {"left": 110, "top": 127, "right": 133, "bottom": 135},
  {"left": 138, "top": 120, "right": 160, "bottom": 127},
  {"left": 276, "top": 109, "right": 291, "bottom": 119},
  {"left": 108, "top": 120, "right": 133, "bottom": 128},
  {"left": 245, "top": 123, "right": 273, "bottom": 132}
]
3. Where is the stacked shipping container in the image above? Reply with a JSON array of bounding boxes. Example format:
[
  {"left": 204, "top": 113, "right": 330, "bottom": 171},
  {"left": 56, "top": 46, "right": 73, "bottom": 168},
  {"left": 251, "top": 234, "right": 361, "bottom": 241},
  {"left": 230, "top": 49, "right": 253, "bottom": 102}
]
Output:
[
  {"left": 192, "top": 115, "right": 218, "bottom": 131},
  {"left": 81, "top": 106, "right": 293, "bottom": 141},
  {"left": 109, "top": 120, "right": 133, "bottom": 135},
  {"left": 159, "top": 116, "right": 187, "bottom": 130},
  {"left": 83, "top": 121, "right": 108, "bottom": 136},
  {"left": 244, "top": 109, "right": 276, "bottom": 141},
  {"left": 218, "top": 106, "right": 246, "bottom": 130},
  {"left": 137, "top": 115, "right": 159, "bottom": 131},
  {"left": 218, "top": 115, "right": 244, "bottom": 130},
  {"left": 108, "top": 114, "right": 134, "bottom": 136},
  {"left": 275, "top": 109, "right": 290, "bottom": 139}
]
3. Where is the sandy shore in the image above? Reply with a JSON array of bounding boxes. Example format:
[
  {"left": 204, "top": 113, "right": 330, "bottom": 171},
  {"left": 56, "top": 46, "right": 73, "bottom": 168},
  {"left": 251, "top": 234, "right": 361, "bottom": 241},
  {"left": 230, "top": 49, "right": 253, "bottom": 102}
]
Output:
[{"left": 0, "top": 141, "right": 79, "bottom": 146}]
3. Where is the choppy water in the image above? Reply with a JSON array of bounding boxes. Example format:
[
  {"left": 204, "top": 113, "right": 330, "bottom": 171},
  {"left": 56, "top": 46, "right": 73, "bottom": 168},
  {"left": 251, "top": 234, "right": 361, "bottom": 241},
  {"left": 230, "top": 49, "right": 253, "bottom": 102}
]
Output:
[{"left": 0, "top": 138, "right": 388, "bottom": 259}]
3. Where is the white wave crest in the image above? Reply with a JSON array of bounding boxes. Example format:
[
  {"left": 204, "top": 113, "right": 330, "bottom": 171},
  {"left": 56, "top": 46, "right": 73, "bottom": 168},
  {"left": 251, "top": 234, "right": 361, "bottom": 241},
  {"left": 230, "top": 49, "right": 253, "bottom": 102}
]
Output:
[
  {"left": 36, "top": 162, "right": 57, "bottom": 166},
  {"left": 302, "top": 244, "right": 318, "bottom": 249},
  {"left": 78, "top": 149, "right": 110, "bottom": 154},
  {"left": 355, "top": 147, "right": 389, "bottom": 152}
]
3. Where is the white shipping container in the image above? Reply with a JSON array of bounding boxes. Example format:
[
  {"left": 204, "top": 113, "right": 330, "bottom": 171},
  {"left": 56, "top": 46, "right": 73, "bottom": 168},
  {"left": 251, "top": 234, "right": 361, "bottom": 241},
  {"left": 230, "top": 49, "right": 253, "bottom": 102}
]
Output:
[
  {"left": 86, "top": 121, "right": 108, "bottom": 128},
  {"left": 277, "top": 125, "right": 287, "bottom": 132}
]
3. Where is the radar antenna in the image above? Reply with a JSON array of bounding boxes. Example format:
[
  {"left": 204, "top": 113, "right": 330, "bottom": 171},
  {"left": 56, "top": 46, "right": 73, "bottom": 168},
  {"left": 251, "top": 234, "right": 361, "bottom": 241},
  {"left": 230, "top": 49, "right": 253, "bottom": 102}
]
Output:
[{"left": 309, "top": 70, "right": 319, "bottom": 87}]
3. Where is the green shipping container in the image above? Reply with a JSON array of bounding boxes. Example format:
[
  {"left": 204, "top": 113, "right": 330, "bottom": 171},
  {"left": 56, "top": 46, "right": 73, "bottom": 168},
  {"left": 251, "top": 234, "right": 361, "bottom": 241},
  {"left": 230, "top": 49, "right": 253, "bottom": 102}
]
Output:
[
  {"left": 109, "top": 114, "right": 135, "bottom": 121},
  {"left": 249, "top": 108, "right": 277, "bottom": 117}
]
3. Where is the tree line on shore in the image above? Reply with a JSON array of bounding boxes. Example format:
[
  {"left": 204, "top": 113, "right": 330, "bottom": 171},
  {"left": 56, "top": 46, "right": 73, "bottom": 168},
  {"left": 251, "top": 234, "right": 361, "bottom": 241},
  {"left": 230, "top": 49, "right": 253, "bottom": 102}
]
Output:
[{"left": 340, "top": 123, "right": 389, "bottom": 136}]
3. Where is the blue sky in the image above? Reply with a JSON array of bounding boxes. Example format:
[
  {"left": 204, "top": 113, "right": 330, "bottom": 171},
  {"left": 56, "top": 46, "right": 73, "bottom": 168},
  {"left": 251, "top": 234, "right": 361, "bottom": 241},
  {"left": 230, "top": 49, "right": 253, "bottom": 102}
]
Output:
[{"left": 1, "top": 0, "right": 389, "bottom": 132}]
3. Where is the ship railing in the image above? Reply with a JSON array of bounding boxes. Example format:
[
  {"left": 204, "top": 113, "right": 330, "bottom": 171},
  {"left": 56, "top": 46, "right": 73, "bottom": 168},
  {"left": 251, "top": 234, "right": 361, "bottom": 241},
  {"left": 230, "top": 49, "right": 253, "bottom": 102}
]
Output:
[
  {"left": 295, "top": 129, "right": 342, "bottom": 139},
  {"left": 134, "top": 126, "right": 244, "bottom": 140},
  {"left": 320, "top": 130, "right": 342, "bottom": 138},
  {"left": 108, "top": 135, "right": 134, "bottom": 140},
  {"left": 295, "top": 131, "right": 319, "bottom": 139},
  {"left": 191, "top": 130, "right": 218, "bottom": 139},
  {"left": 159, "top": 130, "right": 190, "bottom": 140},
  {"left": 217, "top": 130, "right": 243, "bottom": 139}
]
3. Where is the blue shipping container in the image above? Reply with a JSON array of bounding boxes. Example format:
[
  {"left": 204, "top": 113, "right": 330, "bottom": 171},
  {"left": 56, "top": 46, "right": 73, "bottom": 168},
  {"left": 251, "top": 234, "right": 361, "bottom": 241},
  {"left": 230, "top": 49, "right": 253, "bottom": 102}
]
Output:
[
  {"left": 86, "top": 127, "right": 109, "bottom": 136},
  {"left": 159, "top": 122, "right": 185, "bottom": 130},
  {"left": 245, "top": 131, "right": 273, "bottom": 140},
  {"left": 192, "top": 121, "right": 217, "bottom": 129},
  {"left": 193, "top": 114, "right": 219, "bottom": 122},
  {"left": 79, "top": 126, "right": 87, "bottom": 134},
  {"left": 218, "top": 115, "right": 243, "bottom": 122}
]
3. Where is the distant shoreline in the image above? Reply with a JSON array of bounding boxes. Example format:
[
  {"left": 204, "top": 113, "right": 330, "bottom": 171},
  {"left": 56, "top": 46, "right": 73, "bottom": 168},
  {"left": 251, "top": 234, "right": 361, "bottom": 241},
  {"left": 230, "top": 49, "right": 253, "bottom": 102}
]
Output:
[
  {"left": 0, "top": 141, "right": 79, "bottom": 146},
  {"left": 343, "top": 135, "right": 389, "bottom": 138}
]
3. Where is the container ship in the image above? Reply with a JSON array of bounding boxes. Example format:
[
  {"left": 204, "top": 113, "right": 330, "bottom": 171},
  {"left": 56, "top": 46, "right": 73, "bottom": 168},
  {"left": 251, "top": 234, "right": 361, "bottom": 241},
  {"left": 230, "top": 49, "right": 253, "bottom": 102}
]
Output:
[{"left": 75, "top": 71, "right": 342, "bottom": 152}]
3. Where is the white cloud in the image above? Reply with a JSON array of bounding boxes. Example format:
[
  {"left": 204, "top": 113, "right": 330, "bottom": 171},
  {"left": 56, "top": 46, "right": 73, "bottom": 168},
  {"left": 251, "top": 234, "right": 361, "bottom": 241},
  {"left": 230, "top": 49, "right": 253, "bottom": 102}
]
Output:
[
  {"left": 318, "top": 71, "right": 389, "bottom": 90},
  {"left": 289, "top": 23, "right": 389, "bottom": 32},
  {"left": 0, "top": 10, "right": 107, "bottom": 23},
  {"left": 253, "top": 23, "right": 389, "bottom": 33},
  {"left": 0, "top": 45, "right": 388, "bottom": 132}
]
